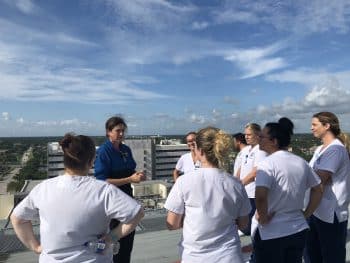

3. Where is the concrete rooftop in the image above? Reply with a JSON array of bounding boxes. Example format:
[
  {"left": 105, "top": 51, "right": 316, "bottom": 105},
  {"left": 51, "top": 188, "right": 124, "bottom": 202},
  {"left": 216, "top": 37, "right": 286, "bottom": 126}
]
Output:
[{"left": 1, "top": 215, "right": 350, "bottom": 263}]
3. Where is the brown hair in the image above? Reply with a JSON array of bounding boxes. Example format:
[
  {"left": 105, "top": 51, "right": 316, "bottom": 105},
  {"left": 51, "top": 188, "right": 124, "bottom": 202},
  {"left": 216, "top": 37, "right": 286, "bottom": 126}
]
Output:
[
  {"left": 313, "top": 112, "right": 350, "bottom": 152},
  {"left": 196, "top": 127, "right": 233, "bottom": 171},
  {"left": 59, "top": 133, "right": 96, "bottom": 172},
  {"left": 105, "top": 116, "right": 127, "bottom": 137},
  {"left": 185, "top": 131, "right": 197, "bottom": 138}
]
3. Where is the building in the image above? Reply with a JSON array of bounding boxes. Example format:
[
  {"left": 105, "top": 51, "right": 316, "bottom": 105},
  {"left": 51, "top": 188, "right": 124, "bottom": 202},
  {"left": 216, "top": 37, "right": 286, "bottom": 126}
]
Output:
[
  {"left": 47, "top": 142, "right": 95, "bottom": 178},
  {"left": 47, "top": 138, "right": 189, "bottom": 181},
  {"left": 127, "top": 138, "right": 188, "bottom": 181},
  {"left": 132, "top": 180, "right": 172, "bottom": 210}
]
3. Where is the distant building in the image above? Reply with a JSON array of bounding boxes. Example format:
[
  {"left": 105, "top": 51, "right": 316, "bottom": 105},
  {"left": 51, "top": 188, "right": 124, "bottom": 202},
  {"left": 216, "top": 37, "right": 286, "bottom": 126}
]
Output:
[
  {"left": 116, "top": 138, "right": 189, "bottom": 181},
  {"left": 47, "top": 142, "right": 95, "bottom": 178},
  {"left": 132, "top": 180, "right": 172, "bottom": 209},
  {"left": 47, "top": 138, "right": 189, "bottom": 181}
]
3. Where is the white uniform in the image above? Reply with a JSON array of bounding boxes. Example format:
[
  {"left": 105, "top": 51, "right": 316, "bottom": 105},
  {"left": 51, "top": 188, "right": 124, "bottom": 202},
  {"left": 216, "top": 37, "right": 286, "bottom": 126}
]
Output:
[
  {"left": 239, "top": 145, "right": 267, "bottom": 198},
  {"left": 252, "top": 150, "right": 321, "bottom": 240},
  {"left": 175, "top": 152, "right": 200, "bottom": 174},
  {"left": 233, "top": 146, "right": 249, "bottom": 177},
  {"left": 165, "top": 168, "right": 251, "bottom": 263},
  {"left": 309, "top": 139, "right": 350, "bottom": 223},
  {"left": 13, "top": 175, "right": 141, "bottom": 263}
]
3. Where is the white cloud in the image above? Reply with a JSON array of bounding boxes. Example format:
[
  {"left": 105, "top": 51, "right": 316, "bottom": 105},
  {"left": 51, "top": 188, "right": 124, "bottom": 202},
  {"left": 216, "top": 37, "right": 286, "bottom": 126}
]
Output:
[
  {"left": 214, "top": 10, "right": 259, "bottom": 24},
  {"left": 103, "top": 0, "right": 195, "bottom": 32},
  {"left": 304, "top": 78, "right": 350, "bottom": 108},
  {"left": 211, "top": 0, "right": 350, "bottom": 35},
  {"left": 267, "top": 69, "right": 350, "bottom": 87},
  {"left": 2, "top": 112, "right": 10, "bottom": 121},
  {"left": 224, "top": 43, "right": 287, "bottom": 78},
  {"left": 5, "top": 0, "right": 38, "bottom": 15},
  {"left": 238, "top": 75, "right": 350, "bottom": 132},
  {"left": 191, "top": 21, "right": 209, "bottom": 30},
  {"left": 190, "top": 114, "right": 206, "bottom": 124}
]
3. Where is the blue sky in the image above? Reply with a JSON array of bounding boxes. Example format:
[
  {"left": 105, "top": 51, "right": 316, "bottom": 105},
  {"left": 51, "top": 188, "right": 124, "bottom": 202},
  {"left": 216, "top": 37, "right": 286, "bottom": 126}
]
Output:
[{"left": 1, "top": 0, "right": 350, "bottom": 136}]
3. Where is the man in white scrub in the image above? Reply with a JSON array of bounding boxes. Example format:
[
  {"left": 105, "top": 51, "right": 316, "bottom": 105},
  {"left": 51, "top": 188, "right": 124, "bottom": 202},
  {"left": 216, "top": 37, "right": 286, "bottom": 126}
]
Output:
[
  {"left": 238, "top": 123, "right": 266, "bottom": 236},
  {"left": 173, "top": 131, "right": 200, "bottom": 182}
]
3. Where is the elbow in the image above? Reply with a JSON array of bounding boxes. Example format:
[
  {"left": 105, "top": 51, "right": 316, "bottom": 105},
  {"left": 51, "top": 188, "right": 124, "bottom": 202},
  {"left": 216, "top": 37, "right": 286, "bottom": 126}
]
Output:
[
  {"left": 166, "top": 221, "right": 179, "bottom": 231},
  {"left": 139, "top": 207, "right": 145, "bottom": 220},
  {"left": 10, "top": 213, "right": 17, "bottom": 225}
]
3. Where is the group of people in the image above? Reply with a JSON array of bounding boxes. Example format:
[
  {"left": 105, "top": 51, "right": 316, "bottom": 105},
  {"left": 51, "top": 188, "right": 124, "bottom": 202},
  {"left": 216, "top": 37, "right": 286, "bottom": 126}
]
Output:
[
  {"left": 10, "top": 112, "right": 350, "bottom": 263},
  {"left": 166, "top": 112, "right": 350, "bottom": 263}
]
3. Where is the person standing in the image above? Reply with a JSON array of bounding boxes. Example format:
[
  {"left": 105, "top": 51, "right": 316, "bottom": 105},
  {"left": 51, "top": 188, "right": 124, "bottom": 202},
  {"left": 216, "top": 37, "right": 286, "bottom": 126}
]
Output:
[
  {"left": 253, "top": 118, "right": 322, "bottom": 263},
  {"left": 94, "top": 116, "right": 146, "bottom": 263},
  {"left": 11, "top": 133, "right": 144, "bottom": 262},
  {"left": 237, "top": 123, "right": 267, "bottom": 235},
  {"left": 165, "top": 127, "right": 251, "bottom": 263},
  {"left": 304, "top": 112, "right": 350, "bottom": 263},
  {"left": 233, "top": 132, "right": 248, "bottom": 177},
  {"left": 173, "top": 131, "right": 200, "bottom": 182}
]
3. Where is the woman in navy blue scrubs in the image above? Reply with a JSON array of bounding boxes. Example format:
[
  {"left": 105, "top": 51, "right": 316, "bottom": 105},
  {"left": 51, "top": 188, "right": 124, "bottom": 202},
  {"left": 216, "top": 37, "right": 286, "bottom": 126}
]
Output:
[{"left": 94, "top": 116, "right": 145, "bottom": 263}]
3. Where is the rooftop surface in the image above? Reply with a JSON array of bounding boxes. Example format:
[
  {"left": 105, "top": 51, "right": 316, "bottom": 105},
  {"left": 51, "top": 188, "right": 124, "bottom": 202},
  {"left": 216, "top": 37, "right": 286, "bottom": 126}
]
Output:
[{"left": 1, "top": 215, "right": 350, "bottom": 263}]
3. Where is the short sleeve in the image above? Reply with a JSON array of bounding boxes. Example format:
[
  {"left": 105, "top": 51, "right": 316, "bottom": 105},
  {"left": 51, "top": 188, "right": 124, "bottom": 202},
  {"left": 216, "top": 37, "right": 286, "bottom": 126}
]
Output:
[
  {"left": 164, "top": 179, "right": 185, "bottom": 215},
  {"left": 256, "top": 167, "right": 274, "bottom": 189},
  {"left": 316, "top": 145, "right": 343, "bottom": 174},
  {"left": 105, "top": 185, "right": 141, "bottom": 223},
  {"left": 12, "top": 187, "right": 39, "bottom": 221},
  {"left": 175, "top": 155, "right": 184, "bottom": 172},
  {"left": 94, "top": 146, "right": 110, "bottom": 181},
  {"left": 306, "top": 166, "right": 321, "bottom": 188}
]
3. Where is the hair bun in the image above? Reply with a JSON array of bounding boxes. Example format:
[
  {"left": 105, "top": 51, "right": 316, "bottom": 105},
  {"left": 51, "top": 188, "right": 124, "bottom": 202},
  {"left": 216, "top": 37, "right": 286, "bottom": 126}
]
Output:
[{"left": 59, "top": 133, "right": 74, "bottom": 149}]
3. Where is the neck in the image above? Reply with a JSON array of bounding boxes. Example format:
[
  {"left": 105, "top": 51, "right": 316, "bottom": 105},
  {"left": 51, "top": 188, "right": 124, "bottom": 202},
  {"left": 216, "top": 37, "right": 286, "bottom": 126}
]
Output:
[
  {"left": 65, "top": 167, "right": 88, "bottom": 176},
  {"left": 249, "top": 143, "right": 258, "bottom": 150},
  {"left": 267, "top": 148, "right": 279, "bottom": 155},
  {"left": 199, "top": 159, "right": 216, "bottom": 168},
  {"left": 190, "top": 151, "right": 196, "bottom": 161},
  {"left": 321, "top": 132, "right": 336, "bottom": 147},
  {"left": 111, "top": 140, "right": 120, "bottom": 150},
  {"left": 240, "top": 145, "right": 247, "bottom": 151}
]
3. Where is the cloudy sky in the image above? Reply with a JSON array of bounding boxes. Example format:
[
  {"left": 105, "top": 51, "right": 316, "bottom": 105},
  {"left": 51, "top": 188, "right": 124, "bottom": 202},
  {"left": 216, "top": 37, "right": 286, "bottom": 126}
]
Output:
[{"left": 1, "top": 0, "right": 350, "bottom": 136}]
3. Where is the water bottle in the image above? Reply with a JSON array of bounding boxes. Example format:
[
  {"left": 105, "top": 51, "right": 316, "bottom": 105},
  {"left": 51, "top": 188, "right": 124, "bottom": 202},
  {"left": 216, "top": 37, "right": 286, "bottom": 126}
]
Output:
[{"left": 85, "top": 239, "right": 106, "bottom": 254}]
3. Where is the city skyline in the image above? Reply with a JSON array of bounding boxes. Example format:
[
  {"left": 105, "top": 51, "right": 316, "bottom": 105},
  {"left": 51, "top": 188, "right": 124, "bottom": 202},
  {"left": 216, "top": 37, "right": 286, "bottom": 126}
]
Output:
[{"left": 1, "top": 0, "right": 350, "bottom": 136}]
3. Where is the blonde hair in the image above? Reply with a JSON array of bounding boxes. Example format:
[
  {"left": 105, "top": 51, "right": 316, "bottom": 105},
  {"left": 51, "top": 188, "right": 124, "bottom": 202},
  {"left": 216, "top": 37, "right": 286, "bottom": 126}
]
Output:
[
  {"left": 196, "top": 127, "right": 233, "bottom": 172},
  {"left": 338, "top": 133, "right": 350, "bottom": 153},
  {"left": 245, "top": 123, "right": 261, "bottom": 135}
]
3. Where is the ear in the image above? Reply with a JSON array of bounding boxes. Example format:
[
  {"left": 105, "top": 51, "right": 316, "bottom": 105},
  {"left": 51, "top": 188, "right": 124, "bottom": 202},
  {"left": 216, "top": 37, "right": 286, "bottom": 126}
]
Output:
[{"left": 324, "top": 123, "right": 331, "bottom": 130}]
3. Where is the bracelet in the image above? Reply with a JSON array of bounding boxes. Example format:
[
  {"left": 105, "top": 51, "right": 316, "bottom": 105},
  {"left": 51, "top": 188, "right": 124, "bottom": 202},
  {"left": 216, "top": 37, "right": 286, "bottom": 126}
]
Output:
[{"left": 108, "top": 231, "right": 119, "bottom": 243}]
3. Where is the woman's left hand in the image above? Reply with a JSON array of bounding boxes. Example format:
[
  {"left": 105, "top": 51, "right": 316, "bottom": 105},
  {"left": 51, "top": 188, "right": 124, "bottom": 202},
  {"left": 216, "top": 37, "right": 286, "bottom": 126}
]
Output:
[
  {"left": 255, "top": 211, "right": 275, "bottom": 225},
  {"left": 33, "top": 244, "right": 42, "bottom": 254}
]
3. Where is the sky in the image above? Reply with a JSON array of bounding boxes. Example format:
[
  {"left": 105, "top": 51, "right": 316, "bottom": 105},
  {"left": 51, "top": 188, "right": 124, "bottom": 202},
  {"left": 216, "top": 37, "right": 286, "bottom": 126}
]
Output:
[{"left": 1, "top": 0, "right": 350, "bottom": 137}]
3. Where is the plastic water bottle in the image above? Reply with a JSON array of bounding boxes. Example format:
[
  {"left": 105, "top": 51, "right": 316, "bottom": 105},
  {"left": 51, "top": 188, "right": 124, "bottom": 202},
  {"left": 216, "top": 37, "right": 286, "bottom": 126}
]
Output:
[{"left": 85, "top": 239, "right": 106, "bottom": 254}]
